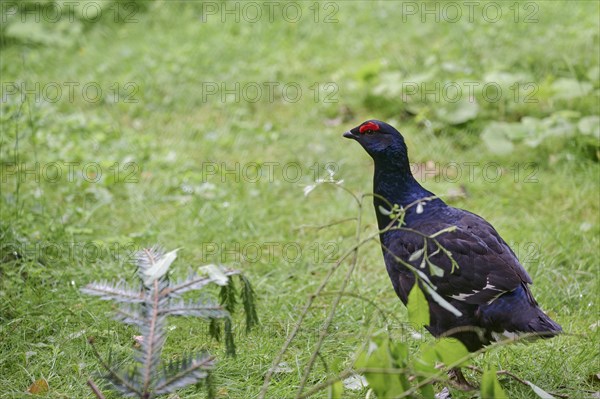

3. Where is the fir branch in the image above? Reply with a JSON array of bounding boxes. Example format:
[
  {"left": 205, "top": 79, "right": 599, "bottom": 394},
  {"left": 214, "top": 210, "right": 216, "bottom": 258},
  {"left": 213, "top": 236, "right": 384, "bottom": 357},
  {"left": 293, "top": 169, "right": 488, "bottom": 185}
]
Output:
[
  {"left": 168, "top": 269, "right": 241, "bottom": 295},
  {"left": 220, "top": 279, "right": 238, "bottom": 314},
  {"left": 206, "top": 370, "right": 216, "bottom": 399},
  {"left": 113, "top": 305, "right": 145, "bottom": 327},
  {"left": 159, "top": 299, "right": 228, "bottom": 319},
  {"left": 209, "top": 318, "right": 222, "bottom": 342},
  {"left": 81, "top": 280, "right": 143, "bottom": 303},
  {"left": 224, "top": 318, "right": 236, "bottom": 357},
  {"left": 140, "top": 278, "right": 167, "bottom": 393},
  {"left": 82, "top": 246, "right": 257, "bottom": 398},
  {"left": 239, "top": 274, "right": 259, "bottom": 332},
  {"left": 88, "top": 338, "right": 142, "bottom": 397},
  {"left": 154, "top": 353, "right": 215, "bottom": 395}
]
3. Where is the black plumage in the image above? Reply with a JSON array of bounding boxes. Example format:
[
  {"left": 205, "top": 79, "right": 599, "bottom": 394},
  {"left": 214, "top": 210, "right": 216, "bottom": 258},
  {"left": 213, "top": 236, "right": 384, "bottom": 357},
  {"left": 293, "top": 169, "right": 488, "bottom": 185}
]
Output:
[{"left": 344, "top": 120, "right": 561, "bottom": 351}]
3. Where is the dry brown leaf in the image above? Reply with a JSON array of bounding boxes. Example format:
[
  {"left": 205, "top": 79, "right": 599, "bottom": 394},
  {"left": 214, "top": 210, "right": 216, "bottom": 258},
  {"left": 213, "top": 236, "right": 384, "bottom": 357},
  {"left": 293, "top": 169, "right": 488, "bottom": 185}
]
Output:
[{"left": 27, "top": 378, "right": 49, "bottom": 394}]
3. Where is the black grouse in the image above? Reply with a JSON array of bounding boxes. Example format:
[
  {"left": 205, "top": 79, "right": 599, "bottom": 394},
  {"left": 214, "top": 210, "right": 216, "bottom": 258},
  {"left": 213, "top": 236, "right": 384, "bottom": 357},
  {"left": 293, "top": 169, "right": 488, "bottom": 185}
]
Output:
[{"left": 344, "top": 120, "right": 562, "bottom": 351}]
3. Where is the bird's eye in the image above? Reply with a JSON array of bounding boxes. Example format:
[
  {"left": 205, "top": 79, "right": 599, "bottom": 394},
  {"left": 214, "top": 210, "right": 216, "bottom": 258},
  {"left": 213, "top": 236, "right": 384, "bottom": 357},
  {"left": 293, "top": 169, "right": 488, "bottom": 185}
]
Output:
[{"left": 364, "top": 130, "right": 374, "bottom": 135}]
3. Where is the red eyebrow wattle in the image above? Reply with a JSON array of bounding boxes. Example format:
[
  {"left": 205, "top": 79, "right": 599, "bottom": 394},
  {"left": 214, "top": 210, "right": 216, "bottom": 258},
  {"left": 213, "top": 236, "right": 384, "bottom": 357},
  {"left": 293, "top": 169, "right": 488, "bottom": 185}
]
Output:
[{"left": 359, "top": 122, "right": 380, "bottom": 133}]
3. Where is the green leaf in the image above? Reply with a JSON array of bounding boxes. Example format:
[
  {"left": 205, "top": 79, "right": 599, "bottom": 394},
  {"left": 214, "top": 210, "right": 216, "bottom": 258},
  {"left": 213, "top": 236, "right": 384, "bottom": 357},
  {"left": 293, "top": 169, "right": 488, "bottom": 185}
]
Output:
[
  {"left": 409, "top": 247, "right": 425, "bottom": 262},
  {"left": 355, "top": 338, "right": 410, "bottom": 397},
  {"left": 356, "top": 61, "right": 381, "bottom": 82},
  {"left": 433, "top": 338, "right": 470, "bottom": 367},
  {"left": 328, "top": 381, "right": 343, "bottom": 399},
  {"left": 389, "top": 341, "right": 409, "bottom": 364},
  {"left": 526, "top": 381, "right": 556, "bottom": 399},
  {"left": 5, "top": 19, "right": 80, "bottom": 46},
  {"left": 481, "top": 366, "right": 508, "bottom": 399},
  {"left": 578, "top": 116, "right": 600, "bottom": 139},
  {"left": 378, "top": 205, "right": 391, "bottom": 216},
  {"left": 484, "top": 71, "right": 532, "bottom": 89},
  {"left": 435, "top": 99, "right": 479, "bottom": 125},
  {"left": 551, "top": 78, "right": 593, "bottom": 100},
  {"left": 142, "top": 248, "right": 179, "bottom": 286},
  {"left": 200, "top": 264, "right": 229, "bottom": 286},
  {"left": 415, "top": 338, "right": 469, "bottom": 379},
  {"left": 522, "top": 113, "right": 577, "bottom": 147},
  {"left": 587, "top": 66, "right": 599, "bottom": 83},
  {"left": 372, "top": 72, "right": 404, "bottom": 97},
  {"left": 480, "top": 122, "right": 521, "bottom": 155},
  {"left": 414, "top": 344, "right": 438, "bottom": 376},
  {"left": 408, "top": 284, "right": 430, "bottom": 327},
  {"left": 419, "top": 381, "right": 436, "bottom": 399},
  {"left": 427, "top": 260, "right": 445, "bottom": 277}
]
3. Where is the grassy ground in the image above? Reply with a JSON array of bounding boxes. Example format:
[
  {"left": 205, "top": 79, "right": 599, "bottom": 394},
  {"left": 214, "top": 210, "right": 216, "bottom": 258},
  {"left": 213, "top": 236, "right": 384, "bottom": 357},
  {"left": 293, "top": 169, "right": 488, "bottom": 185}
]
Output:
[{"left": 1, "top": 1, "right": 598, "bottom": 398}]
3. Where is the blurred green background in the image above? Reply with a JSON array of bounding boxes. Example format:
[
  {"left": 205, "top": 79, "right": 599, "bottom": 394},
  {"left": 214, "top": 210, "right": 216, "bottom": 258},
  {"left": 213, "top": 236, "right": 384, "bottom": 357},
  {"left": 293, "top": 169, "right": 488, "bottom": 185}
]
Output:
[{"left": 1, "top": 1, "right": 598, "bottom": 398}]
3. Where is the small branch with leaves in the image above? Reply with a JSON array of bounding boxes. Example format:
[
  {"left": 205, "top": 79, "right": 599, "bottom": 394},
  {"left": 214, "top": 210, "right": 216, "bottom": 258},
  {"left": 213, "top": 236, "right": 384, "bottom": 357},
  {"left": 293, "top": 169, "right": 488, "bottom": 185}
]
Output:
[
  {"left": 259, "top": 176, "right": 562, "bottom": 399},
  {"left": 82, "top": 246, "right": 258, "bottom": 399}
]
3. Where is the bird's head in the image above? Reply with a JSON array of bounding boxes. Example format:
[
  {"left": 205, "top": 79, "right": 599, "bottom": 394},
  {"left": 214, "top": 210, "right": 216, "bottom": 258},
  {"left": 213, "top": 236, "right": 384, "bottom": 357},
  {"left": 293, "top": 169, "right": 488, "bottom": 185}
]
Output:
[{"left": 343, "top": 120, "right": 408, "bottom": 162}]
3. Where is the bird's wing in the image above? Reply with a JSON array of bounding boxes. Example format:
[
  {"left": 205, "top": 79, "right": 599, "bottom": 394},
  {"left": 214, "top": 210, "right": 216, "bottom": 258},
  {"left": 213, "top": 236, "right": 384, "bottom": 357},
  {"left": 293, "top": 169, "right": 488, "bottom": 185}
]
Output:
[{"left": 385, "top": 210, "right": 533, "bottom": 306}]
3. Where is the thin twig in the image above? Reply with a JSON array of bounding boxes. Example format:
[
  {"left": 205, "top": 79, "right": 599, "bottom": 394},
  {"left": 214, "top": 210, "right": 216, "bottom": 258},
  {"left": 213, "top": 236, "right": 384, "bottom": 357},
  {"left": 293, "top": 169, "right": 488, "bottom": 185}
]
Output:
[
  {"left": 86, "top": 379, "right": 106, "bottom": 399},
  {"left": 167, "top": 269, "right": 240, "bottom": 296},
  {"left": 297, "top": 369, "right": 356, "bottom": 398},
  {"left": 258, "top": 186, "right": 382, "bottom": 398},
  {"left": 294, "top": 217, "right": 358, "bottom": 231},
  {"left": 466, "top": 365, "right": 570, "bottom": 399},
  {"left": 256, "top": 234, "right": 363, "bottom": 398},
  {"left": 259, "top": 190, "right": 433, "bottom": 398},
  {"left": 318, "top": 291, "right": 403, "bottom": 326},
  {"left": 295, "top": 195, "right": 431, "bottom": 396},
  {"left": 295, "top": 194, "right": 365, "bottom": 397},
  {"left": 257, "top": 222, "right": 386, "bottom": 398},
  {"left": 88, "top": 338, "right": 142, "bottom": 397}
]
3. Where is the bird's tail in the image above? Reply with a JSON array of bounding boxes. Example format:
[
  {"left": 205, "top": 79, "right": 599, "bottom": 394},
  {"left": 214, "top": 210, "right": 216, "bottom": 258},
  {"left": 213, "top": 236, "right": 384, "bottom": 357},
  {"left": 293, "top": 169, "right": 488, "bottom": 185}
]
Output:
[
  {"left": 525, "top": 307, "right": 562, "bottom": 338},
  {"left": 480, "top": 284, "right": 562, "bottom": 341}
]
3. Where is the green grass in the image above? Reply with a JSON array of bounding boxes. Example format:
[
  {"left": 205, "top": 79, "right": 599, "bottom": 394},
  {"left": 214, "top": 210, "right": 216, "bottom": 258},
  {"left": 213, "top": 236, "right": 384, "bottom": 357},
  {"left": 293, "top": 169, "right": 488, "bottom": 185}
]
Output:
[{"left": 1, "top": 1, "right": 599, "bottom": 398}]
